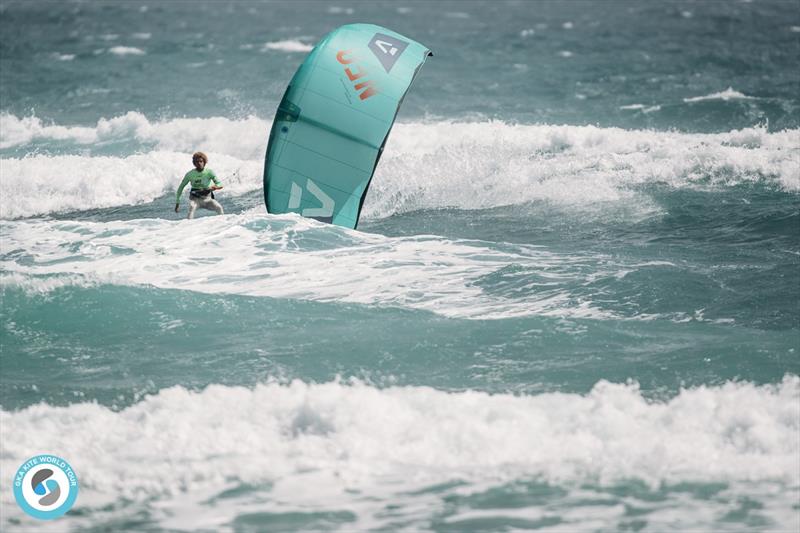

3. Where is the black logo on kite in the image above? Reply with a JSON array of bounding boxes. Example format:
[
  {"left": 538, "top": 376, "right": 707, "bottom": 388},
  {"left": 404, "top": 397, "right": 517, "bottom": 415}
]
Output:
[{"left": 368, "top": 33, "right": 409, "bottom": 73}]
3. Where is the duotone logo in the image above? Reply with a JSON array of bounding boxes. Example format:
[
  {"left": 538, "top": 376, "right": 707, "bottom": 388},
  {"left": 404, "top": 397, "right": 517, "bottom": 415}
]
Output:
[
  {"left": 13, "top": 455, "right": 79, "bottom": 520},
  {"left": 368, "top": 33, "right": 409, "bottom": 73},
  {"left": 288, "top": 179, "right": 335, "bottom": 222}
]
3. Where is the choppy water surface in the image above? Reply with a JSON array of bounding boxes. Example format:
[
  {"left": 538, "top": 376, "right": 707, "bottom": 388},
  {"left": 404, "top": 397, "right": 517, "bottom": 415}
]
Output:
[{"left": 1, "top": 1, "right": 798, "bottom": 531}]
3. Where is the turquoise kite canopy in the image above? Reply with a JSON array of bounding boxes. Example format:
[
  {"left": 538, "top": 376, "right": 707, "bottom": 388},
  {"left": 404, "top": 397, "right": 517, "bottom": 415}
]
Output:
[{"left": 263, "top": 24, "right": 432, "bottom": 229}]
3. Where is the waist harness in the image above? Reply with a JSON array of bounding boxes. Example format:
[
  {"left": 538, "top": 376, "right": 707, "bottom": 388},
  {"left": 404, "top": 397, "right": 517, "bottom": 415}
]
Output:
[{"left": 190, "top": 188, "right": 215, "bottom": 199}]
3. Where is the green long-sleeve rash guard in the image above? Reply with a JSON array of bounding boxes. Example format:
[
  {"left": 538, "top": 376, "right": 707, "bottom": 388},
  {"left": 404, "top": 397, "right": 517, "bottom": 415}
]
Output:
[{"left": 176, "top": 168, "right": 222, "bottom": 203}]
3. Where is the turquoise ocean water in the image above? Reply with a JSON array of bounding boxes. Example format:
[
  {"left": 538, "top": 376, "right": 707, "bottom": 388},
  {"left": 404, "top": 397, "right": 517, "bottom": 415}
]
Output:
[{"left": 1, "top": 1, "right": 799, "bottom": 531}]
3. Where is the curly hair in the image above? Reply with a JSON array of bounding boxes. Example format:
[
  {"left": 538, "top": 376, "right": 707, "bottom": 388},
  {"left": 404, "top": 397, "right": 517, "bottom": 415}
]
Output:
[{"left": 192, "top": 151, "right": 208, "bottom": 163}]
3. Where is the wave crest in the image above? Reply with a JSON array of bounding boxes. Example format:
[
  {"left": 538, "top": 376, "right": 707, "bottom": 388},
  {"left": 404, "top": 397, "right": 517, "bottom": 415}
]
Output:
[
  {"left": 2, "top": 114, "right": 798, "bottom": 219},
  {"left": 1, "top": 377, "right": 797, "bottom": 506}
]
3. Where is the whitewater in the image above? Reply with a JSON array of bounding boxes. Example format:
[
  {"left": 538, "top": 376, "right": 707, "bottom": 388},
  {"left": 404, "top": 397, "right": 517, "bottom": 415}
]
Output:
[
  {"left": 2, "top": 378, "right": 798, "bottom": 531},
  {"left": 1, "top": 113, "right": 798, "bottom": 219},
  {"left": 3, "top": 112, "right": 798, "bottom": 531},
  {"left": 2, "top": 1, "right": 799, "bottom": 531}
]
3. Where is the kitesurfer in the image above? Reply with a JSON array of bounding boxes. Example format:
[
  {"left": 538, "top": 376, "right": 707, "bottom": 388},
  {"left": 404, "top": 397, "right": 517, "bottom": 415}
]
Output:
[{"left": 175, "top": 151, "right": 224, "bottom": 219}]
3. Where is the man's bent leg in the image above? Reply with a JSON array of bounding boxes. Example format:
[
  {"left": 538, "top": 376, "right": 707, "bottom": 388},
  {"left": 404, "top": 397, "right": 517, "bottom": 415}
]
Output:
[
  {"left": 187, "top": 198, "right": 199, "bottom": 219},
  {"left": 199, "top": 197, "right": 223, "bottom": 215},
  {"left": 207, "top": 198, "right": 224, "bottom": 215}
]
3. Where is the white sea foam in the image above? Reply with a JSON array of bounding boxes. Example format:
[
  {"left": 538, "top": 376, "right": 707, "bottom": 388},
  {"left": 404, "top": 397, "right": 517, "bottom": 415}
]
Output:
[
  {"left": 1, "top": 377, "right": 797, "bottom": 530},
  {"left": 0, "top": 153, "right": 259, "bottom": 219},
  {"left": 327, "top": 6, "right": 354, "bottom": 15},
  {"left": 51, "top": 52, "right": 75, "bottom": 61},
  {"left": 0, "top": 112, "right": 268, "bottom": 156},
  {"left": 1, "top": 115, "right": 798, "bottom": 220},
  {"left": 619, "top": 104, "right": 661, "bottom": 114},
  {"left": 108, "top": 46, "right": 146, "bottom": 56},
  {"left": 619, "top": 103, "right": 661, "bottom": 114},
  {"left": 261, "top": 40, "right": 313, "bottom": 53},
  {"left": 0, "top": 215, "right": 616, "bottom": 319},
  {"left": 683, "top": 87, "right": 755, "bottom": 103},
  {"left": 366, "top": 122, "right": 800, "bottom": 219},
  {"left": 0, "top": 272, "right": 100, "bottom": 294}
]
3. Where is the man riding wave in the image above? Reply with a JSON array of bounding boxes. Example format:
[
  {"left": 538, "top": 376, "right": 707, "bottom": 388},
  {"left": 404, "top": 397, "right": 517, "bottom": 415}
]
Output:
[{"left": 175, "top": 151, "right": 224, "bottom": 219}]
